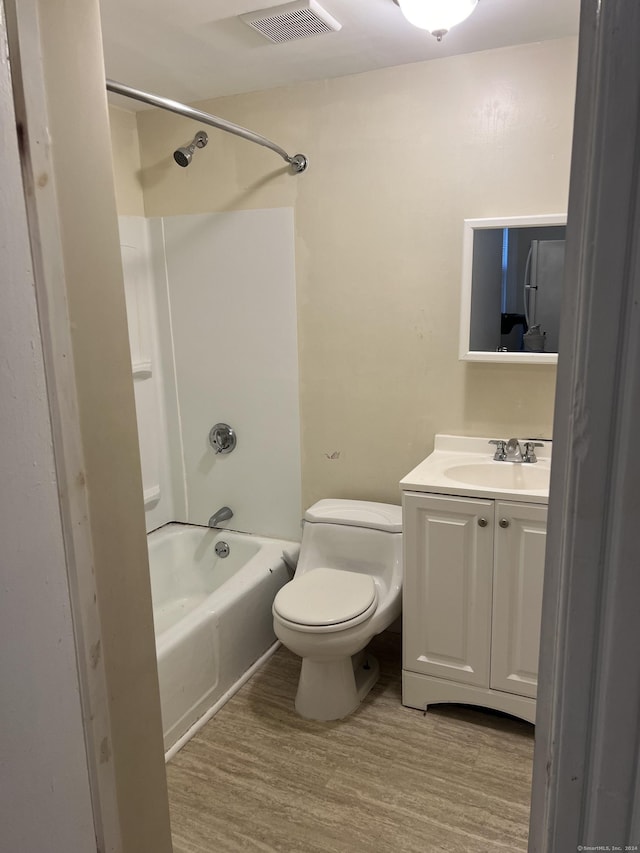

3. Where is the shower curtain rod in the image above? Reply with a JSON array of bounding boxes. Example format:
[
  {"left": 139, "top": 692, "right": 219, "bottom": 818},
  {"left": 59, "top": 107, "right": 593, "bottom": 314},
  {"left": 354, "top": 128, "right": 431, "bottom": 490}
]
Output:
[{"left": 106, "top": 79, "right": 308, "bottom": 173}]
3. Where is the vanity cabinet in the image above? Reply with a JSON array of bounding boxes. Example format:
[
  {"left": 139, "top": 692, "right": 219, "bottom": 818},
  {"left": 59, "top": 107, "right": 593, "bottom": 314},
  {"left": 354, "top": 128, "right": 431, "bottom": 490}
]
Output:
[
  {"left": 402, "top": 491, "right": 547, "bottom": 723},
  {"left": 490, "top": 500, "right": 547, "bottom": 700}
]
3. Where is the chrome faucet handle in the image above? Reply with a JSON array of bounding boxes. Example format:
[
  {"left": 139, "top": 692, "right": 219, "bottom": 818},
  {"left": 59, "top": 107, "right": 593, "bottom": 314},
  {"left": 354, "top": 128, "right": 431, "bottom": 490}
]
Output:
[
  {"left": 523, "top": 441, "right": 544, "bottom": 463},
  {"left": 489, "top": 439, "right": 507, "bottom": 461},
  {"left": 209, "top": 423, "right": 236, "bottom": 455}
]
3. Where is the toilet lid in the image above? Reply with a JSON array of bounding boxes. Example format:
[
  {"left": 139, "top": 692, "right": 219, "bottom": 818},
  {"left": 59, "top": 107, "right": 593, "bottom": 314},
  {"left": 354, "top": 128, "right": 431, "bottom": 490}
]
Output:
[{"left": 273, "top": 568, "right": 377, "bottom": 627}]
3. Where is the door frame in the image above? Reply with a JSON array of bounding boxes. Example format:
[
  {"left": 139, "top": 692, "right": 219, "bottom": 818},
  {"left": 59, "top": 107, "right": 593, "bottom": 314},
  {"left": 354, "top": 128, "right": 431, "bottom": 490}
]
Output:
[
  {"left": 530, "top": 0, "right": 640, "bottom": 847},
  {"left": 4, "top": 1, "right": 173, "bottom": 850}
]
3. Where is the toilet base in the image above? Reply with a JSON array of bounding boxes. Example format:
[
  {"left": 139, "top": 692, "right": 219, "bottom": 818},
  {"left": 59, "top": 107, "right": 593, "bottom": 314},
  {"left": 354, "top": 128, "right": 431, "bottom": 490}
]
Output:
[{"left": 295, "top": 652, "right": 380, "bottom": 721}]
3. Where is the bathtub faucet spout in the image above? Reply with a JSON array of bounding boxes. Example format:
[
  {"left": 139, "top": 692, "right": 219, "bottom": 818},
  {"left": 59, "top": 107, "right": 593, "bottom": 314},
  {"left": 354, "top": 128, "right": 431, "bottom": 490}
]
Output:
[{"left": 208, "top": 506, "right": 233, "bottom": 528}]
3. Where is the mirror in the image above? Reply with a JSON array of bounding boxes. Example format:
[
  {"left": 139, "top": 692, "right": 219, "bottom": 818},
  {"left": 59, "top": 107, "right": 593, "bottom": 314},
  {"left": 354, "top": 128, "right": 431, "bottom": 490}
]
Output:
[{"left": 459, "top": 214, "right": 567, "bottom": 364}]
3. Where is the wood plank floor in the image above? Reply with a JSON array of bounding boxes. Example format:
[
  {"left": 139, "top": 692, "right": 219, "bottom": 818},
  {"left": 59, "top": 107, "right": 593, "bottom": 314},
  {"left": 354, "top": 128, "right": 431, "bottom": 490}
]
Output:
[{"left": 166, "top": 632, "right": 534, "bottom": 853}]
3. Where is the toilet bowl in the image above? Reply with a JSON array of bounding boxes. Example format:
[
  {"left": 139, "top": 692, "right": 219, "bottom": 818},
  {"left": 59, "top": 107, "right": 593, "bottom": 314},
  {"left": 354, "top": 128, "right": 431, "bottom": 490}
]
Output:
[{"left": 272, "top": 499, "right": 402, "bottom": 721}]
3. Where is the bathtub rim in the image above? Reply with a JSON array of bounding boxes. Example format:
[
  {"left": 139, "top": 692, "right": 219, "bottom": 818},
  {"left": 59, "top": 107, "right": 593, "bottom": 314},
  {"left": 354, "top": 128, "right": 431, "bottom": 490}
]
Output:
[{"left": 148, "top": 523, "right": 298, "bottom": 655}]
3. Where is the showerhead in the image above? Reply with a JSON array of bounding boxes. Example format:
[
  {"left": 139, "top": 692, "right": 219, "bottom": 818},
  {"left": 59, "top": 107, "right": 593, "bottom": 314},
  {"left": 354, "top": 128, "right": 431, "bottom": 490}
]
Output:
[
  {"left": 173, "top": 147, "right": 192, "bottom": 167},
  {"left": 173, "top": 130, "right": 208, "bottom": 167}
]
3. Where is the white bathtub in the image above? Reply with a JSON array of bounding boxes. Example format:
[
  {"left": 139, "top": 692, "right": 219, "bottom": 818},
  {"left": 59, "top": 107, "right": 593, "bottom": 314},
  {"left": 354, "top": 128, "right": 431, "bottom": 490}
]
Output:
[{"left": 147, "top": 522, "right": 296, "bottom": 756}]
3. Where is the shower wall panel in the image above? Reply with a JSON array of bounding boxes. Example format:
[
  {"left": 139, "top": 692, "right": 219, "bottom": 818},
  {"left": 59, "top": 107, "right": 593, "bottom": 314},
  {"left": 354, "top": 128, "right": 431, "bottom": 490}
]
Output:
[
  {"left": 155, "top": 208, "right": 301, "bottom": 541},
  {"left": 119, "top": 216, "right": 183, "bottom": 531}
]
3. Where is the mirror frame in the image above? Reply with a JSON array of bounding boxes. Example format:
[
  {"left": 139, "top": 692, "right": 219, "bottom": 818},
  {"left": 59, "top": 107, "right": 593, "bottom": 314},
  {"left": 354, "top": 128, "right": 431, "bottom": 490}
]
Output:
[{"left": 459, "top": 213, "right": 567, "bottom": 364}]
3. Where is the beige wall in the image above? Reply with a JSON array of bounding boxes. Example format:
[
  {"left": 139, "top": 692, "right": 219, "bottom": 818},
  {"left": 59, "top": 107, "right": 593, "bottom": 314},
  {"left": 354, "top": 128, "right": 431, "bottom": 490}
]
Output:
[
  {"left": 132, "top": 37, "right": 577, "bottom": 508},
  {"left": 108, "top": 104, "right": 145, "bottom": 215}
]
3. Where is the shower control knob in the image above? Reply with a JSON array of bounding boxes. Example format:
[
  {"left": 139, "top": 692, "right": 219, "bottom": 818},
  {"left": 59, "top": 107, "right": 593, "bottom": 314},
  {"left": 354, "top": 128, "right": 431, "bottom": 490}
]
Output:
[
  {"left": 209, "top": 423, "right": 237, "bottom": 455},
  {"left": 499, "top": 518, "right": 510, "bottom": 529}
]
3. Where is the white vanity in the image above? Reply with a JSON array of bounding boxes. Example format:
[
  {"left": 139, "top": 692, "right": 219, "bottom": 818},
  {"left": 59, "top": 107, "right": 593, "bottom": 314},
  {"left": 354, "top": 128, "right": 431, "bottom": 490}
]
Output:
[{"left": 400, "top": 435, "right": 551, "bottom": 724}]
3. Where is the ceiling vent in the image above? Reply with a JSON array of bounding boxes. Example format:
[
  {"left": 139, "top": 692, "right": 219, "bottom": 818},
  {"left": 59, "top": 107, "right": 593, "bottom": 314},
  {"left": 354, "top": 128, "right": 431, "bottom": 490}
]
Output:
[{"left": 242, "top": 1, "right": 342, "bottom": 44}]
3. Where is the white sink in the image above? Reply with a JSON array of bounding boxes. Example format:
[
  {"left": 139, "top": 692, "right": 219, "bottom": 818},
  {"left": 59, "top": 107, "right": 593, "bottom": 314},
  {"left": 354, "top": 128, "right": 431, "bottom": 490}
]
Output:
[
  {"left": 444, "top": 462, "right": 550, "bottom": 491},
  {"left": 400, "top": 434, "right": 551, "bottom": 503}
]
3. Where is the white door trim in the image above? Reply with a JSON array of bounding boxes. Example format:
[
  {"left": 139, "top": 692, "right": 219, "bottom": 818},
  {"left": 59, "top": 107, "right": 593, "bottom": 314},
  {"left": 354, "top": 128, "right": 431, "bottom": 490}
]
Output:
[
  {"left": 4, "top": 2, "right": 122, "bottom": 849},
  {"left": 530, "top": 0, "right": 640, "bottom": 848}
]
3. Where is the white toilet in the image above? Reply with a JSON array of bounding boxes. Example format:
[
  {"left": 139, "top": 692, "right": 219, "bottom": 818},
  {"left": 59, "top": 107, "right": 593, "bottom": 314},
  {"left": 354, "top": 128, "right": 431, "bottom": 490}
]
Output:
[{"left": 272, "top": 499, "right": 402, "bottom": 721}]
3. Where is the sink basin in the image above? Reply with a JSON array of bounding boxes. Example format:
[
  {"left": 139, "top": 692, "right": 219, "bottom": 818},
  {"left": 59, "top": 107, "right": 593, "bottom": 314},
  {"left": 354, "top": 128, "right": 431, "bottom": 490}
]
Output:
[
  {"left": 400, "top": 435, "right": 552, "bottom": 502},
  {"left": 444, "top": 462, "right": 550, "bottom": 491}
]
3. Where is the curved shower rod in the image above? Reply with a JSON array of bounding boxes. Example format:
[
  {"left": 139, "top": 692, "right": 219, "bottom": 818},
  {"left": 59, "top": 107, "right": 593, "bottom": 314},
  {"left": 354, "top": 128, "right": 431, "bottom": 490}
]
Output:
[{"left": 106, "top": 79, "right": 308, "bottom": 173}]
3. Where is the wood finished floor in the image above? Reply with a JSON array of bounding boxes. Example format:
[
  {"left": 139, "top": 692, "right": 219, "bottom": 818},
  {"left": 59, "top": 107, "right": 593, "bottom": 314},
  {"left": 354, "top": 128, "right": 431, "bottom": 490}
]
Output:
[{"left": 166, "top": 632, "right": 534, "bottom": 853}]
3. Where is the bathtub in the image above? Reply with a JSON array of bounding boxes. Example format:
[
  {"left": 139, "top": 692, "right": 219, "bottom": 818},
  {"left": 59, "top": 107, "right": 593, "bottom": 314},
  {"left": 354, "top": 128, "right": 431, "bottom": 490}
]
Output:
[{"left": 147, "top": 522, "right": 297, "bottom": 757}]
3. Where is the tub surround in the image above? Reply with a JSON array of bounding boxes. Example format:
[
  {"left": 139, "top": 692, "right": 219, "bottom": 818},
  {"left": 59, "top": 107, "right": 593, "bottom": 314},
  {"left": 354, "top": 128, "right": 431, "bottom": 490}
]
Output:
[
  {"left": 156, "top": 209, "right": 301, "bottom": 540},
  {"left": 117, "top": 209, "right": 301, "bottom": 541},
  {"left": 119, "top": 216, "right": 177, "bottom": 532}
]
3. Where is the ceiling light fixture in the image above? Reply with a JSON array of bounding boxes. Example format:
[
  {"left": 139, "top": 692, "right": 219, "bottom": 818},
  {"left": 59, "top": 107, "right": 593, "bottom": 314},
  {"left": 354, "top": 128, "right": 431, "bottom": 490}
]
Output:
[{"left": 396, "top": 0, "right": 478, "bottom": 42}]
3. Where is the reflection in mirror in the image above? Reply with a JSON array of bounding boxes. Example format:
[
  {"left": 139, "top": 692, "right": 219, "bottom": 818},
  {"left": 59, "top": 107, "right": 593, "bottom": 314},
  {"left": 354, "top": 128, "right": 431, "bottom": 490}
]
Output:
[{"left": 460, "top": 214, "right": 567, "bottom": 364}]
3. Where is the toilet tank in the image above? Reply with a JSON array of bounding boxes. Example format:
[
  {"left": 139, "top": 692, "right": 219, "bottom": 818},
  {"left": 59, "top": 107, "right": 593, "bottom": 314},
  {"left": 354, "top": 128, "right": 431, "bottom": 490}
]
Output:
[{"left": 297, "top": 500, "right": 402, "bottom": 586}]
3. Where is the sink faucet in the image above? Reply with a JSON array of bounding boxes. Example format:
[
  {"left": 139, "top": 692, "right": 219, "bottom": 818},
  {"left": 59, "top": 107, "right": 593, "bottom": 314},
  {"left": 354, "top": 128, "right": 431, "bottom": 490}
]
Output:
[
  {"left": 505, "top": 438, "right": 523, "bottom": 462},
  {"left": 489, "top": 438, "right": 544, "bottom": 463},
  {"left": 208, "top": 506, "right": 233, "bottom": 528}
]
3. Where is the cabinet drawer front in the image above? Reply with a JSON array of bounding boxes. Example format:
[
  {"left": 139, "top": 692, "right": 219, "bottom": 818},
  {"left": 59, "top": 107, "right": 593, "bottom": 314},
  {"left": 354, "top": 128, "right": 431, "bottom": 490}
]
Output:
[
  {"left": 403, "top": 493, "right": 494, "bottom": 687},
  {"left": 491, "top": 501, "right": 547, "bottom": 698}
]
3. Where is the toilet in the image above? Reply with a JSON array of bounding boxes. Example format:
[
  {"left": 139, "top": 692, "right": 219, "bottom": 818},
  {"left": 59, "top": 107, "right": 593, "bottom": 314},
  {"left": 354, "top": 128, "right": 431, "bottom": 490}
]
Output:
[{"left": 272, "top": 499, "right": 402, "bottom": 721}]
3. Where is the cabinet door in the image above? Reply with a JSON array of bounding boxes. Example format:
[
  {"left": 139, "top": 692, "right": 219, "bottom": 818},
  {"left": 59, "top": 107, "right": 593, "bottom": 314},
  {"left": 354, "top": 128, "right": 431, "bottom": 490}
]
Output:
[
  {"left": 491, "top": 501, "right": 547, "bottom": 698},
  {"left": 403, "top": 492, "right": 494, "bottom": 687}
]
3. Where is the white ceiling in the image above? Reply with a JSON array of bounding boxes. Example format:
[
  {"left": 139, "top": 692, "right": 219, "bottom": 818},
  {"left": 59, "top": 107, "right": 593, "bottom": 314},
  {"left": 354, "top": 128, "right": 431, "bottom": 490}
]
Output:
[{"left": 100, "top": 0, "right": 580, "bottom": 110}]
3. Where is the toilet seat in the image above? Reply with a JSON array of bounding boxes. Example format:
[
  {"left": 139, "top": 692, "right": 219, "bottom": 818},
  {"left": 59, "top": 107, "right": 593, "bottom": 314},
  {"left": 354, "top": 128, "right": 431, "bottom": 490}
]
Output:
[{"left": 273, "top": 568, "right": 377, "bottom": 633}]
